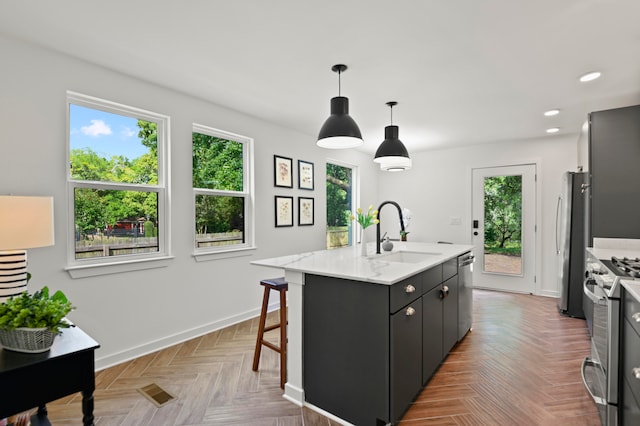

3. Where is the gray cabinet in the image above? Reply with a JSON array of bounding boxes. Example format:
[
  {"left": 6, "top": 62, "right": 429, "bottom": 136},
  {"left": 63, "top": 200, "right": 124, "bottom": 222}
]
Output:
[
  {"left": 390, "top": 298, "right": 423, "bottom": 422},
  {"left": 304, "top": 259, "right": 463, "bottom": 425},
  {"left": 622, "top": 289, "right": 640, "bottom": 424},
  {"left": 587, "top": 105, "right": 640, "bottom": 245},
  {"left": 422, "top": 282, "right": 443, "bottom": 384},
  {"left": 443, "top": 275, "right": 459, "bottom": 355},
  {"left": 422, "top": 259, "right": 459, "bottom": 385}
]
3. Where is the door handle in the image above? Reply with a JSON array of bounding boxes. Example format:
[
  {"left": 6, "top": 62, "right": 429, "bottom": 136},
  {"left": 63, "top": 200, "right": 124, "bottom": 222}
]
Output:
[{"left": 555, "top": 196, "right": 562, "bottom": 254}]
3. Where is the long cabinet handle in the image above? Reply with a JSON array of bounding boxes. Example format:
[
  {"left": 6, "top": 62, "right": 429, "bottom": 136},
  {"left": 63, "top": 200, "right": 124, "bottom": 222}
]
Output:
[
  {"left": 555, "top": 196, "right": 562, "bottom": 255},
  {"left": 581, "top": 357, "right": 607, "bottom": 406}
]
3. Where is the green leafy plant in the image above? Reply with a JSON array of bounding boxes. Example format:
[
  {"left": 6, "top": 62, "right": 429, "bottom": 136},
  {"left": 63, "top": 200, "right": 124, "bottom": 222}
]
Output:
[{"left": 0, "top": 286, "right": 75, "bottom": 333}]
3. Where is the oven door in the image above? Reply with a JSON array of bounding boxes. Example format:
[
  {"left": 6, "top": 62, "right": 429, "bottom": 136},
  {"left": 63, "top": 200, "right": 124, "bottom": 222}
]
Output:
[{"left": 582, "top": 281, "right": 612, "bottom": 424}]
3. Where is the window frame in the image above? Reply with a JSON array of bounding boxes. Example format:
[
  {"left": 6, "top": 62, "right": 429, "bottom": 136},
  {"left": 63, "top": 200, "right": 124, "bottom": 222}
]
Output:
[
  {"left": 192, "top": 123, "right": 255, "bottom": 260},
  {"left": 65, "top": 91, "right": 172, "bottom": 277}
]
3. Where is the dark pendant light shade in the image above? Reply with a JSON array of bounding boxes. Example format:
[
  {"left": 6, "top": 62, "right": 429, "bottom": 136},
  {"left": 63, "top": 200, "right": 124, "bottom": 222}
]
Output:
[
  {"left": 374, "top": 102, "right": 412, "bottom": 171},
  {"left": 317, "top": 64, "right": 363, "bottom": 149}
]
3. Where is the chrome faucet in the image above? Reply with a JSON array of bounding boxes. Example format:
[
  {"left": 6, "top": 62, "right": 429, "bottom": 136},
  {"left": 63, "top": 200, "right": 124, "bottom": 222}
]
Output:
[{"left": 376, "top": 201, "right": 405, "bottom": 254}]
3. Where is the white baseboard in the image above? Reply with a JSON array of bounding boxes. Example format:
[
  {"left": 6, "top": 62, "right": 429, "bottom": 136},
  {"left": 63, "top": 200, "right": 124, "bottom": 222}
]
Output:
[{"left": 94, "top": 301, "right": 280, "bottom": 371}]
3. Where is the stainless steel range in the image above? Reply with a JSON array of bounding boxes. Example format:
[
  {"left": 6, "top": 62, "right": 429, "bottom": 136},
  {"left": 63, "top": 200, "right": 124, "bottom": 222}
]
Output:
[{"left": 583, "top": 247, "right": 640, "bottom": 425}]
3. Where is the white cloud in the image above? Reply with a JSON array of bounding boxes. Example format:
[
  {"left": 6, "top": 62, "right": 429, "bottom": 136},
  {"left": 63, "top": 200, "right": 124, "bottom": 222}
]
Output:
[
  {"left": 81, "top": 119, "right": 112, "bottom": 137},
  {"left": 121, "top": 127, "right": 136, "bottom": 138}
]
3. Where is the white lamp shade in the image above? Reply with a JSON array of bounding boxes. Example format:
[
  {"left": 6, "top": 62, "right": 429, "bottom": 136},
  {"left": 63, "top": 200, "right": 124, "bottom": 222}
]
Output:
[
  {"left": 0, "top": 196, "right": 55, "bottom": 250},
  {"left": 376, "top": 156, "right": 412, "bottom": 171}
]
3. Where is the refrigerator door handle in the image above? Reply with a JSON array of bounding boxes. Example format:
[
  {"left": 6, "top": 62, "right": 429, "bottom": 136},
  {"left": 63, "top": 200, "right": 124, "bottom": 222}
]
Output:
[{"left": 555, "top": 195, "right": 562, "bottom": 254}]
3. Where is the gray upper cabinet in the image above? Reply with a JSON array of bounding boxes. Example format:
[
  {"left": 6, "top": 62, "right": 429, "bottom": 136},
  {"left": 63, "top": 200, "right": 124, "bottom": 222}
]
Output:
[{"left": 588, "top": 105, "right": 640, "bottom": 245}]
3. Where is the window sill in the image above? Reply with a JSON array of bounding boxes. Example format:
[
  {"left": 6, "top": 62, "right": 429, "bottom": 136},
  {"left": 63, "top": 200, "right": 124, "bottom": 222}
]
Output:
[
  {"left": 65, "top": 256, "right": 175, "bottom": 279},
  {"left": 193, "top": 246, "right": 256, "bottom": 262}
]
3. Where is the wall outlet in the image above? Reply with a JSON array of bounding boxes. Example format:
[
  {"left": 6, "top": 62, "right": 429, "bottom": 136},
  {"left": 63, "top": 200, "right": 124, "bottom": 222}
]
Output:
[{"left": 450, "top": 216, "right": 462, "bottom": 225}]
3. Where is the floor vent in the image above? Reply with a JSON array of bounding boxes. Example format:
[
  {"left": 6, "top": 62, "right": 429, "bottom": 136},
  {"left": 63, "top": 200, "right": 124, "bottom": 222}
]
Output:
[{"left": 138, "top": 383, "right": 175, "bottom": 407}]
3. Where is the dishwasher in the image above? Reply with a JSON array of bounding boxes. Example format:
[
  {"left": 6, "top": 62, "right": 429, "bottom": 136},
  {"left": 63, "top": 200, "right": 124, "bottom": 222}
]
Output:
[{"left": 458, "top": 252, "right": 475, "bottom": 340}]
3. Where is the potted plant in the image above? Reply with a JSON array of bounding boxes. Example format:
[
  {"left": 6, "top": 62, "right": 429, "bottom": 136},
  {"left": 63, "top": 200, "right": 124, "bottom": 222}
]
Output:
[
  {"left": 0, "top": 285, "right": 74, "bottom": 353},
  {"left": 400, "top": 230, "right": 410, "bottom": 241}
]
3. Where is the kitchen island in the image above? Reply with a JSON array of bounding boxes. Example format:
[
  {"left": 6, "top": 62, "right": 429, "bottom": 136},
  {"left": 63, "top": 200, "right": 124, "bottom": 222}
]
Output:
[{"left": 252, "top": 242, "right": 473, "bottom": 425}]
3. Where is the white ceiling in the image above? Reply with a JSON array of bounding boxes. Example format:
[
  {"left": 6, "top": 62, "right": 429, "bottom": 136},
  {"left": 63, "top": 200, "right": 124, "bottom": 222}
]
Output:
[{"left": 2, "top": 0, "right": 640, "bottom": 155}]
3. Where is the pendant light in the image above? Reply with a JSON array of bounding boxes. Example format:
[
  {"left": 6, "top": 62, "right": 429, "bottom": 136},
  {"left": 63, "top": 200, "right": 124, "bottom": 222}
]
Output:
[
  {"left": 317, "top": 64, "right": 363, "bottom": 149},
  {"left": 374, "top": 101, "right": 412, "bottom": 171}
]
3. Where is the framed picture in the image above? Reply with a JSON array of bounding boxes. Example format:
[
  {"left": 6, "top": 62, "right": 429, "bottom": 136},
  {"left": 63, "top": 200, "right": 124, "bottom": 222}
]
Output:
[
  {"left": 275, "top": 196, "right": 294, "bottom": 227},
  {"left": 298, "top": 197, "right": 314, "bottom": 226},
  {"left": 274, "top": 155, "right": 293, "bottom": 188},
  {"left": 298, "top": 160, "right": 314, "bottom": 190}
]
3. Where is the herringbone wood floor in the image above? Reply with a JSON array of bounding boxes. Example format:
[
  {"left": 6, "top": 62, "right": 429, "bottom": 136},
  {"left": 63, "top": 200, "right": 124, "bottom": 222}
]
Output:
[{"left": 41, "top": 290, "right": 599, "bottom": 425}]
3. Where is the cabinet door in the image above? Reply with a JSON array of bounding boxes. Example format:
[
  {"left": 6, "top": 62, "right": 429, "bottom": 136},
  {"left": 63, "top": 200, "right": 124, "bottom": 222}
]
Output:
[
  {"left": 423, "top": 285, "right": 443, "bottom": 384},
  {"left": 623, "top": 378, "right": 640, "bottom": 425},
  {"left": 391, "top": 298, "right": 423, "bottom": 424},
  {"left": 304, "top": 274, "right": 389, "bottom": 425},
  {"left": 443, "top": 275, "right": 459, "bottom": 354}
]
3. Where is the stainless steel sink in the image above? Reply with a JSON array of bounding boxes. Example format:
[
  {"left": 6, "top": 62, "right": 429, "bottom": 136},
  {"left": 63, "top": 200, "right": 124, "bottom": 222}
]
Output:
[{"left": 379, "top": 250, "right": 441, "bottom": 263}]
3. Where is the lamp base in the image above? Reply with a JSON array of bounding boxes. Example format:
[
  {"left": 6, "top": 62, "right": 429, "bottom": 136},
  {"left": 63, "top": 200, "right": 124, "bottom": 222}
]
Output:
[{"left": 0, "top": 250, "right": 28, "bottom": 302}]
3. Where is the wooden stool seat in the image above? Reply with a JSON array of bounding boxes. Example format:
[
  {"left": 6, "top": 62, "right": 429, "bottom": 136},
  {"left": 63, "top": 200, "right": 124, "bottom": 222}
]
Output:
[{"left": 252, "top": 277, "right": 288, "bottom": 389}]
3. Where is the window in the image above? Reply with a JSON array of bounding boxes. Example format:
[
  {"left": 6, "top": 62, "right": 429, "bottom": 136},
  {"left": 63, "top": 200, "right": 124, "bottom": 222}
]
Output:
[
  {"left": 192, "top": 124, "right": 253, "bottom": 254},
  {"left": 66, "top": 92, "right": 169, "bottom": 271},
  {"left": 326, "top": 161, "right": 356, "bottom": 249}
]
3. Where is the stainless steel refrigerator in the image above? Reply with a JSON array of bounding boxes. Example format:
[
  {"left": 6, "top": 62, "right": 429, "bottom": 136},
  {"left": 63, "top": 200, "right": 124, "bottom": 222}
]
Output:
[{"left": 556, "top": 171, "right": 586, "bottom": 318}]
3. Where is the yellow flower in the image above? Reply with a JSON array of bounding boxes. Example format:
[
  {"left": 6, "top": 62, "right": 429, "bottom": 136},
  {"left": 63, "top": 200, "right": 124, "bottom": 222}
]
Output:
[{"left": 353, "top": 205, "right": 378, "bottom": 229}]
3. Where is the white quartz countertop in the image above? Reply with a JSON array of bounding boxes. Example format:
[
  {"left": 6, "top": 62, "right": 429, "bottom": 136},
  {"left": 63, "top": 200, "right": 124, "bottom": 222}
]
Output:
[
  {"left": 622, "top": 280, "right": 640, "bottom": 302},
  {"left": 251, "top": 242, "right": 474, "bottom": 285},
  {"left": 587, "top": 246, "right": 640, "bottom": 261}
]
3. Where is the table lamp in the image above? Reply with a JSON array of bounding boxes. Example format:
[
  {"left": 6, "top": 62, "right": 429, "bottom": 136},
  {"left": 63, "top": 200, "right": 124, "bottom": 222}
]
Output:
[{"left": 0, "top": 196, "right": 54, "bottom": 302}]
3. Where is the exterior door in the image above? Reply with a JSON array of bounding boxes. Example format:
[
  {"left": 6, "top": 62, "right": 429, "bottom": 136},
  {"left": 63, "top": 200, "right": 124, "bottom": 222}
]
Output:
[{"left": 472, "top": 164, "right": 536, "bottom": 293}]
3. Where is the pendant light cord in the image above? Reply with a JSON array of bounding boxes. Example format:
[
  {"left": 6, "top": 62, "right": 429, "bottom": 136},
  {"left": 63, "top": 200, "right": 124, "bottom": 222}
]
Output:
[{"left": 337, "top": 68, "right": 342, "bottom": 96}]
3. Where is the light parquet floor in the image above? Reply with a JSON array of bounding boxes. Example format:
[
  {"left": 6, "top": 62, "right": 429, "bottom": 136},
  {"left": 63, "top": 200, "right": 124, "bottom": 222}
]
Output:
[{"left": 43, "top": 290, "right": 600, "bottom": 425}]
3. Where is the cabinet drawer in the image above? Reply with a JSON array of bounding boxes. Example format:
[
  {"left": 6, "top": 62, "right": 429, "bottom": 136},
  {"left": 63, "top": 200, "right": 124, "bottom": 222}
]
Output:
[
  {"left": 443, "top": 258, "right": 457, "bottom": 282},
  {"left": 623, "top": 377, "right": 640, "bottom": 425},
  {"left": 623, "top": 317, "right": 640, "bottom": 404},
  {"left": 624, "top": 290, "right": 640, "bottom": 337},
  {"left": 422, "top": 264, "right": 443, "bottom": 293},
  {"left": 390, "top": 274, "right": 422, "bottom": 313}
]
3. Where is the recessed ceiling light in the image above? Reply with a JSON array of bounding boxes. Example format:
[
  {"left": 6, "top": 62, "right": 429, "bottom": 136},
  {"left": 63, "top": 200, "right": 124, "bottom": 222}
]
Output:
[
  {"left": 546, "top": 127, "right": 560, "bottom": 134},
  {"left": 579, "top": 71, "right": 601, "bottom": 82},
  {"left": 544, "top": 109, "right": 560, "bottom": 116}
]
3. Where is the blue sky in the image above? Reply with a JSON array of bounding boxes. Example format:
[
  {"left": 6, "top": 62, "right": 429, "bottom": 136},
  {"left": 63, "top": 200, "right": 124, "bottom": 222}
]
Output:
[{"left": 69, "top": 104, "right": 149, "bottom": 160}]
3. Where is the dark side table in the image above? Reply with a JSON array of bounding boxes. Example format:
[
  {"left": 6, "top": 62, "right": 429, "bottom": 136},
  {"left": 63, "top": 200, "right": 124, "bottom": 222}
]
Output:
[{"left": 0, "top": 325, "right": 100, "bottom": 425}]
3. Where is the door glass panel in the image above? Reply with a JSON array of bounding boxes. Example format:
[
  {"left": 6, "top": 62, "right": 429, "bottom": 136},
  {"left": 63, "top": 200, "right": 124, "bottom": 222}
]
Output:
[
  {"left": 326, "top": 163, "right": 353, "bottom": 249},
  {"left": 483, "top": 175, "right": 522, "bottom": 275}
]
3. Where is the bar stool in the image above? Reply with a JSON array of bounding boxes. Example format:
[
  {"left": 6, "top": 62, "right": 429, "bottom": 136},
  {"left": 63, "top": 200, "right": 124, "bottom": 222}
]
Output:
[{"left": 252, "top": 277, "right": 288, "bottom": 389}]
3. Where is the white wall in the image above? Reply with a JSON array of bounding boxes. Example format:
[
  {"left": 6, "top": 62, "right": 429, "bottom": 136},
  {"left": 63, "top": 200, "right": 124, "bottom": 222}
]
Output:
[
  {"left": 0, "top": 34, "right": 580, "bottom": 369},
  {"left": 0, "top": 35, "right": 379, "bottom": 369},
  {"left": 377, "top": 136, "right": 579, "bottom": 297}
]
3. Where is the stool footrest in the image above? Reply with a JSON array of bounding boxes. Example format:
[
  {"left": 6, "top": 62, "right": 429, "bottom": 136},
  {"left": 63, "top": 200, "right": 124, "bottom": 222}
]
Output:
[
  {"left": 264, "top": 323, "right": 281, "bottom": 332},
  {"left": 261, "top": 340, "right": 282, "bottom": 353}
]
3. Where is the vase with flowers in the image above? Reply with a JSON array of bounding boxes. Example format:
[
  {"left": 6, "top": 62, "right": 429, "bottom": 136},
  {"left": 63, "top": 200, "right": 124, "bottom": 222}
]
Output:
[{"left": 350, "top": 205, "right": 379, "bottom": 256}]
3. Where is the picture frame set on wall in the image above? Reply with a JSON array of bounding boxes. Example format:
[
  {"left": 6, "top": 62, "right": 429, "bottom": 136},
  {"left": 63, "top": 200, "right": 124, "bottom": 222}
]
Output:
[
  {"left": 298, "top": 160, "right": 314, "bottom": 190},
  {"left": 298, "top": 197, "right": 314, "bottom": 226},
  {"left": 273, "top": 155, "right": 315, "bottom": 228},
  {"left": 274, "top": 195, "right": 294, "bottom": 227},
  {"left": 274, "top": 155, "right": 293, "bottom": 188}
]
